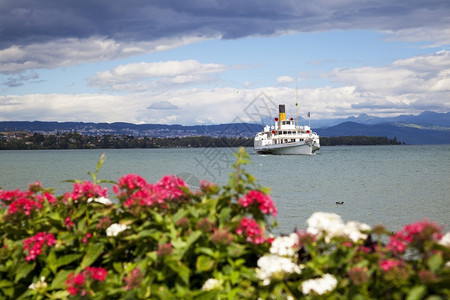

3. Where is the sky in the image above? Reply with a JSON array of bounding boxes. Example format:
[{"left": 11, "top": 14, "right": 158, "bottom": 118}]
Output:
[{"left": 1, "top": 0, "right": 450, "bottom": 125}]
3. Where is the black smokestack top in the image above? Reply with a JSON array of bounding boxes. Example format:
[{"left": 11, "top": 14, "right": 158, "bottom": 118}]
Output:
[{"left": 279, "top": 105, "right": 285, "bottom": 113}]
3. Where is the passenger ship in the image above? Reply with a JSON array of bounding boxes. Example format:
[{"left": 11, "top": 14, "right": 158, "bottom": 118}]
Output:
[{"left": 254, "top": 104, "right": 320, "bottom": 155}]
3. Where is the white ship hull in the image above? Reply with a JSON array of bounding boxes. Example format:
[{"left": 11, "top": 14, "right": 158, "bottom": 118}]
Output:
[{"left": 255, "top": 142, "right": 315, "bottom": 155}]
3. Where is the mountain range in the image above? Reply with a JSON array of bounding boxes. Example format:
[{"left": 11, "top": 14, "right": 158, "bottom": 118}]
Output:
[{"left": 1, "top": 111, "right": 449, "bottom": 144}]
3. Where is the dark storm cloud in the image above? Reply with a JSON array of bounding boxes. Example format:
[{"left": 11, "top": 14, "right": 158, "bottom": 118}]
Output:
[
  {"left": 1, "top": 1, "right": 449, "bottom": 74},
  {"left": 1, "top": 0, "right": 449, "bottom": 49}
]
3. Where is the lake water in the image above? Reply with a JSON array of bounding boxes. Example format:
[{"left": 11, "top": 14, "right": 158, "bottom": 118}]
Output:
[{"left": 1, "top": 145, "right": 449, "bottom": 233}]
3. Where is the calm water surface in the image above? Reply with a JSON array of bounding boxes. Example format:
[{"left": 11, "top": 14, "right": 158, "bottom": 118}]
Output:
[{"left": 1, "top": 145, "right": 449, "bottom": 232}]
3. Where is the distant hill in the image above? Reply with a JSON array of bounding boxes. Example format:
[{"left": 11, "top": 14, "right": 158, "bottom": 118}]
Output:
[
  {"left": 315, "top": 122, "right": 450, "bottom": 144},
  {"left": 313, "top": 111, "right": 450, "bottom": 128},
  {"left": 1, "top": 110, "right": 449, "bottom": 145}
]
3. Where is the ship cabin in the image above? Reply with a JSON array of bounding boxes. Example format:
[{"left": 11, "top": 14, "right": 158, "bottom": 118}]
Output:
[{"left": 255, "top": 121, "right": 312, "bottom": 146}]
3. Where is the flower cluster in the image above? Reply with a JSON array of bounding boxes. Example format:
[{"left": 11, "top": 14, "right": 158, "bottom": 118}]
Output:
[
  {"left": 66, "top": 267, "right": 108, "bottom": 296},
  {"left": 8, "top": 198, "right": 42, "bottom": 216},
  {"left": 256, "top": 254, "right": 302, "bottom": 285},
  {"left": 301, "top": 273, "right": 338, "bottom": 295},
  {"left": 113, "top": 174, "right": 188, "bottom": 212},
  {"left": 210, "top": 228, "right": 234, "bottom": 245},
  {"left": 236, "top": 217, "right": 266, "bottom": 244},
  {"left": 306, "top": 212, "right": 371, "bottom": 242},
  {"left": 23, "top": 232, "right": 56, "bottom": 261},
  {"left": 238, "top": 190, "right": 277, "bottom": 217},
  {"left": 387, "top": 219, "right": 443, "bottom": 253},
  {"left": 201, "top": 278, "right": 223, "bottom": 291},
  {"left": 123, "top": 267, "right": 143, "bottom": 290},
  {"left": 157, "top": 242, "right": 174, "bottom": 257},
  {"left": 1, "top": 186, "right": 55, "bottom": 217},
  {"left": 106, "top": 223, "right": 129, "bottom": 237},
  {"left": 0, "top": 189, "right": 27, "bottom": 203},
  {"left": 269, "top": 233, "right": 299, "bottom": 257},
  {"left": 63, "top": 181, "right": 108, "bottom": 203}
]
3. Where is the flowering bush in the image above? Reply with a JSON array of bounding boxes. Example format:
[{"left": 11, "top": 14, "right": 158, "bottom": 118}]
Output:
[{"left": 0, "top": 148, "right": 449, "bottom": 299}]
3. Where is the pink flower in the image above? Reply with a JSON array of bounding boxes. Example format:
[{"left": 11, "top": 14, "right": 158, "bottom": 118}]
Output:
[
  {"left": 86, "top": 267, "right": 108, "bottom": 281},
  {"left": 8, "top": 198, "right": 42, "bottom": 216},
  {"left": 115, "top": 174, "right": 148, "bottom": 191},
  {"left": 387, "top": 219, "right": 443, "bottom": 253},
  {"left": 66, "top": 267, "right": 108, "bottom": 296},
  {"left": 123, "top": 267, "right": 143, "bottom": 290},
  {"left": 66, "top": 273, "right": 86, "bottom": 295},
  {"left": 197, "top": 218, "right": 216, "bottom": 233},
  {"left": 347, "top": 266, "right": 370, "bottom": 285},
  {"left": 65, "top": 217, "right": 74, "bottom": 228},
  {"left": 211, "top": 228, "right": 235, "bottom": 245},
  {"left": 157, "top": 243, "right": 173, "bottom": 257},
  {"left": 82, "top": 233, "right": 92, "bottom": 244},
  {"left": 0, "top": 189, "right": 27, "bottom": 203},
  {"left": 115, "top": 174, "right": 188, "bottom": 212},
  {"left": 23, "top": 232, "right": 56, "bottom": 261},
  {"left": 236, "top": 217, "right": 266, "bottom": 244},
  {"left": 63, "top": 181, "right": 108, "bottom": 203},
  {"left": 238, "top": 190, "right": 277, "bottom": 217},
  {"left": 380, "top": 259, "right": 401, "bottom": 272},
  {"left": 28, "top": 181, "right": 42, "bottom": 193}
]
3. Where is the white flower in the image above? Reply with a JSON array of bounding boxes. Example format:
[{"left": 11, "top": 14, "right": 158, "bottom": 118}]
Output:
[
  {"left": 201, "top": 278, "right": 223, "bottom": 291},
  {"left": 306, "top": 212, "right": 345, "bottom": 242},
  {"left": 29, "top": 276, "right": 47, "bottom": 291},
  {"left": 256, "top": 255, "right": 302, "bottom": 285},
  {"left": 106, "top": 223, "right": 129, "bottom": 237},
  {"left": 270, "top": 233, "right": 299, "bottom": 257},
  {"left": 343, "top": 221, "right": 371, "bottom": 242},
  {"left": 439, "top": 232, "right": 450, "bottom": 248},
  {"left": 88, "top": 197, "right": 112, "bottom": 205},
  {"left": 301, "top": 273, "right": 338, "bottom": 295},
  {"left": 307, "top": 212, "right": 371, "bottom": 243}
]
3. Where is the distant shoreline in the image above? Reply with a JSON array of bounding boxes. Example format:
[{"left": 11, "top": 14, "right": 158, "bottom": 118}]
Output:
[{"left": 1, "top": 131, "right": 403, "bottom": 150}]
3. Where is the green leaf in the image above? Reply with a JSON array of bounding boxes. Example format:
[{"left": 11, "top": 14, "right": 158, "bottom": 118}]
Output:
[
  {"left": 406, "top": 285, "right": 427, "bottom": 300},
  {"left": 186, "top": 231, "right": 202, "bottom": 248},
  {"left": 0, "top": 279, "right": 13, "bottom": 288},
  {"left": 219, "top": 207, "right": 232, "bottom": 223},
  {"left": 47, "top": 249, "right": 57, "bottom": 274},
  {"left": 80, "top": 243, "right": 104, "bottom": 269},
  {"left": 196, "top": 255, "right": 215, "bottom": 272},
  {"left": 49, "top": 290, "right": 70, "bottom": 299},
  {"left": 427, "top": 253, "right": 443, "bottom": 272},
  {"left": 113, "top": 262, "right": 123, "bottom": 273},
  {"left": 56, "top": 253, "right": 83, "bottom": 268},
  {"left": 15, "top": 263, "right": 35, "bottom": 282},
  {"left": 195, "top": 247, "right": 215, "bottom": 257},
  {"left": 49, "top": 270, "right": 73, "bottom": 290},
  {"left": 138, "top": 229, "right": 158, "bottom": 238},
  {"left": 230, "top": 270, "right": 240, "bottom": 284},
  {"left": 167, "top": 261, "right": 190, "bottom": 285}
]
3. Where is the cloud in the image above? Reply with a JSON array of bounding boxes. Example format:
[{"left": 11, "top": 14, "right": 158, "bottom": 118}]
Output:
[
  {"left": 89, "top": 60, "right": 229, "bottom": 92},
  {"left": 277, "top": 76, "right": 294, "bottom": 85},
  {"left": 1, "top": 71, "right": 41, "bottom": 87},
  {"left": 147, "top": 100, "right": 179, "bottom": 110},
  {"left": 0, "top": 36, "right": 207, "bottom": 74},
  {"left": 1, "top": 1, "right": 449, "bottom": 73},
  {"left": 328, "top": 50, "right": 450, "bottom": 116}
]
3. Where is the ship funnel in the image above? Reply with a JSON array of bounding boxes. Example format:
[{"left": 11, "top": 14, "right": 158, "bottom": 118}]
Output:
[{"left": 279, "top": 105, "right": 286, "bottom": 122}]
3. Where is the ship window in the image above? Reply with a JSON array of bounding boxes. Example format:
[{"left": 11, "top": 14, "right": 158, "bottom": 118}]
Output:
[{"left": 291, "top": 139, "right": 295, "bottom": 142}]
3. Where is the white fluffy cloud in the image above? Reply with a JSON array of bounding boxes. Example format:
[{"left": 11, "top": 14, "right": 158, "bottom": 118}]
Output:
[
  {"left": 1, "top": 50, "right": 449, "bottom": 124},
  {"left": 89, "top": 60, "right": 229, "bottom": 92},
  {"left": 329, "top": 50, "right": 450, "bottom": 116},
  {"left": 0, "top": 36, "right": 208, "bottom": 74}
]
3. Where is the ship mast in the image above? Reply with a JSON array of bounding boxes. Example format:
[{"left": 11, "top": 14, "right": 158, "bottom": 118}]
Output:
[{"left": 296, "top": 78, "right": 299, "bottom": 131}]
